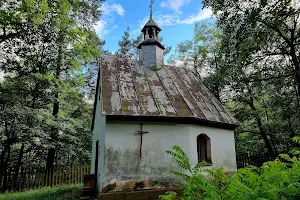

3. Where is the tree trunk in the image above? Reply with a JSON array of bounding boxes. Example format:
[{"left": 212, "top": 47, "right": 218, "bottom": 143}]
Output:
[
  {"left": 0, "top": 144, "right": 7, "bottom": 189},
  {"left": 12, "top": 143, "right": 24, "bottom": 189},
  {"left": 289, "top": 38, "right": 300, "bottom": 95},
  {"left": 248, "top": 93, "right": 274, "bottom": 155},
  {"left": 46, "top": 31, "right": 64, "bottom": 171},
  {"left": 2, "top": 143, "right": 11, "bottom": 192}
]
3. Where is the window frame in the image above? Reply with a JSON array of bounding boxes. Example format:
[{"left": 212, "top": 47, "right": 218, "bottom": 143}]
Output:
[{"left": 196, "top": 133, "right": 212, "bottom": 164}]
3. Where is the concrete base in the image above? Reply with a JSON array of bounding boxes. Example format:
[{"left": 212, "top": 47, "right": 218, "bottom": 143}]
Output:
[{"left": 98, "top": 188, "right": 182, "bottom": 200}]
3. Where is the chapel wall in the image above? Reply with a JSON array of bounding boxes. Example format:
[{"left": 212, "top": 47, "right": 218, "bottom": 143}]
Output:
[
  {"left": 188, "top": 125, "right": 237, "bottom": 172},
  {"left": 102, "top": 122, "right": 236, "bottom": 185}
]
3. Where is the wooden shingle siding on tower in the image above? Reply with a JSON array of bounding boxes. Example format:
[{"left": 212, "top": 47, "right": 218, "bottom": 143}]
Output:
[{"left": 100, "top": 55, "right": 238, "bottom": 127}]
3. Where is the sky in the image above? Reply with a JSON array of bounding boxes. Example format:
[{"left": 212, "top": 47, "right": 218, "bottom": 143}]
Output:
[{"left": 94, "top": 0, "right": 213, "bottom": 59}]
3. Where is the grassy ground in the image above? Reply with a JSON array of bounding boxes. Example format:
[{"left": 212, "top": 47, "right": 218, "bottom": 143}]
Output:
[{"left": 0, "top": 184, "right": 83, "bottom": 200}]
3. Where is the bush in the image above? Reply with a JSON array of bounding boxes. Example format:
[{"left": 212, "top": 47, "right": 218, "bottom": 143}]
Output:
[{"left": 160, "top": 142, "right": 300, "bottom": 200}]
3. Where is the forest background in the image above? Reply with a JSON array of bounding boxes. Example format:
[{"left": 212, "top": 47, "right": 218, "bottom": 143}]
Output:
[{"left": 0, "top": 0, "right": 299, "bottom": 180}]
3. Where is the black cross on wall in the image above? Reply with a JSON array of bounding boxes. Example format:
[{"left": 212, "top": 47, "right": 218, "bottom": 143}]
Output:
[{"left": 135, "top": 124, "right": 149, "bottom": 158}]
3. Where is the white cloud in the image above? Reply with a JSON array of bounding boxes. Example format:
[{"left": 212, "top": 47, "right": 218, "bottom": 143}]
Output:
[
  {"left": 95, "top": 3, "right": 125, "bottom": 38},
  {"left": 94, "top": 20, "right": 110, "bottom": 38},
  {"left": 156, "top": 14, "right": 177, "bottom": 26},
  {"left": 180, "top": 8, "right": 213, "bottom": 24},
  {"left": 160, "top": 0, "right": 190, "bottom": 13},
  {"left": 101, "top": 3, "right": 125, "bottom": 16},
  {"left": 154, "top": 8, "right": 213, "bottom": 26}
]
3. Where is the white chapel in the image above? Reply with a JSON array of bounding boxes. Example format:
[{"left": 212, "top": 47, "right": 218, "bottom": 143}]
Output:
[{"left": 91, "top": 5, "right": 238, "bottom": 190}]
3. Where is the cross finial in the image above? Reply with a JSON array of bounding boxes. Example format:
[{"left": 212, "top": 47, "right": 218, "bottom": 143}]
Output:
[{"left": 149, "top": 0, "right": 154, "bottom": 19}]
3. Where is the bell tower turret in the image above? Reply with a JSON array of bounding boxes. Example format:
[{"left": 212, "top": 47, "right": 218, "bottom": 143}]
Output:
[{"left": 137, "top": 0, "right": 165, "bottom": 70}]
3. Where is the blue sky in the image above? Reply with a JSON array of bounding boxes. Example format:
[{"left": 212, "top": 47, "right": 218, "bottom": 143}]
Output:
[{"left": 94, "top": 0, "right": 213, "bottom": 59}]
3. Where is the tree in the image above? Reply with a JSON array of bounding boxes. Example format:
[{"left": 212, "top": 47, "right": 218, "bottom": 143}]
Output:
[
  {"left": 0, "top": 0, "right": 104, "bottom": 189},
  {"left": 203, "top": 0, "right": 300, "bottom": 93},
  {"left": 200, "top": 0, "right": 300, "bottom": 154},
  {"left": 168, "top": 1, "right": 300, "bottom": 155},
  {"left": 131, "top": 33, "right": 143, "bottom": 60},
  {"left": 117, "top": 27, "right": 134, "bottom": 58}
]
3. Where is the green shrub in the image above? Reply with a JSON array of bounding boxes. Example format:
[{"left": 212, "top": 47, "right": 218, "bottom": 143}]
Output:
[{"left": 160, "top": 141, "right": 300, "bottom": 200}]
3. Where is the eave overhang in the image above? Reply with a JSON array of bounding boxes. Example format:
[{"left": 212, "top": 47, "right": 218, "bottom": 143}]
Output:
[{"left": 106, "top": 115, "right": 239, "bottom": 131}]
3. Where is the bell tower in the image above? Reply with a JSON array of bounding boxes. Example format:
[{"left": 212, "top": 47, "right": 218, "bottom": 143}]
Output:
[{"left": 137, "top": 0, "right": 165, "bottom": 70}]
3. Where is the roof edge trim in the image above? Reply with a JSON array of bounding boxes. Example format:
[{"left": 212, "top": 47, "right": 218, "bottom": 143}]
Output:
[{"left": 106, "top": 115, "right": 239, "bottom": 130}]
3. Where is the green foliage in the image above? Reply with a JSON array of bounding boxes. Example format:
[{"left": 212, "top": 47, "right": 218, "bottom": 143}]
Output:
[
  {"left": 0, "top": 0, "right": 104, "bottom": 189},
  {"left": 166, "top": 145, "right": 203, "bottom": 179},
  {"left": 159, "top": 191, "right": 178, "bottom": 200},
  {"left": 0, "top": 184, "right": 82, "bottom": 200},
  {"left": 290, "top": 136, "right": 300, "bottom": 156},
  {"left": 198, "top": 0, "right": 300, "bottom": 155},
  {"left": 117, "top": 27, "right": 134, "bottom": 58},
  {"left": 161, "top": 145, "right": 300, "bottom": 200}
]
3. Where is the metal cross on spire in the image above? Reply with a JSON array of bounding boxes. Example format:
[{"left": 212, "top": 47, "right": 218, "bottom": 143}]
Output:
[{"left": 149, "top": 0, "right": 154, "bottom": 19}]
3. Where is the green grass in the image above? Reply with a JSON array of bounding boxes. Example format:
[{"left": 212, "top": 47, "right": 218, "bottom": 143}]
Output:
[{"left": 0, "top": 184, "right": 83, "bottom": 200}]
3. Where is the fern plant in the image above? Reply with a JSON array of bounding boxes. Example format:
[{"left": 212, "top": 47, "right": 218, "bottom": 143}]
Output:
[
  {"left": 164, "top": 145, "right": 233, "bottom": 199},
  {"left": 166, "top": 145, "right": 204, "bottom": 180},
  {"left": 290, "top": 136, "right": 300, "bottom": 156},
  {"left": 161, "top": 144, "right": 300, "bottom": 200}
]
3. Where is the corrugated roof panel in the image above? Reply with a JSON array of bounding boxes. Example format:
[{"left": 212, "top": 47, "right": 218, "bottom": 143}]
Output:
[
  {"left": 174, "top": 66, "right": 216, "bottom": 121},
  {"left": 132, "top": 63, "right": 160, "bottom": 115},
  {"left": 156, "top": 67, "right": 193, "bottom": 117},
  {"left": 101, "top": 56, "right": 122, "bottom": 115},
  {"left": 219, "top": 111, "right": 234, "bottom": 124},
  {"left": 200, "top": 85, "right": 237, "bottom": 124},
  {"left": 183, "top": 68, "right": 227, "bottom": 123},
  {"left": 143, "top": 67, "right": 177, "bottom": 116},
  {"left": 165, "top": 66, "right": 205, "bottom": 118},
  {"left": 183, "top": 68, "right": 231, "bottom": 118},
  {"left": 116, "top": 58, "right": 141, "bottom": 115}
]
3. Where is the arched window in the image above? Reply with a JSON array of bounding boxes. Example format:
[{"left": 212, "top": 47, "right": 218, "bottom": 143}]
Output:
[{"left": 197, "top": 134, "right": 211, "bottom": 163}]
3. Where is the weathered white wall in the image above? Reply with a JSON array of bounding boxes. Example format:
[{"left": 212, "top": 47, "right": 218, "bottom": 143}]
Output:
[
  {"left": 102, "top": 122, "right": 236, "bottom": 184},
  {"left": 140, "top": 45, "right": 164, "bottom": 70},
  {"left": 91, "top": 69, "right": 106, "bottom": 190},
  {"left": 189, "top": 125, "right": 237, "bottom": 172}
]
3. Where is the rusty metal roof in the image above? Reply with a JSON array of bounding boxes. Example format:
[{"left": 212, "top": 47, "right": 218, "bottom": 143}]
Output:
[{"left": 99, "top": 55, "right": 239, "bottom": 127}]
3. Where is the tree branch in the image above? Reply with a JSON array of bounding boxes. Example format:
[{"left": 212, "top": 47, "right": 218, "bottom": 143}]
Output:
[{"left": 258, "top": 19, "right": 291, "bottom": 45}]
